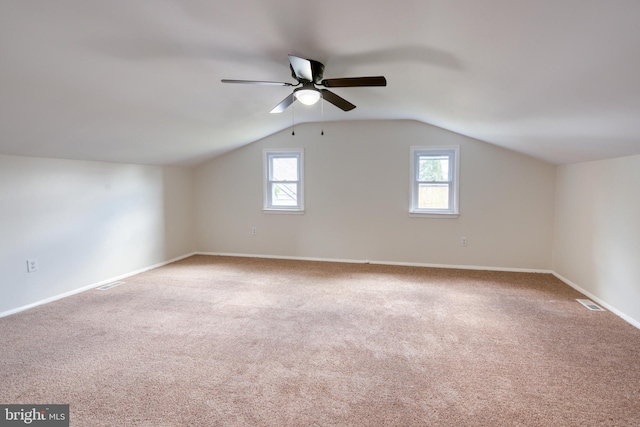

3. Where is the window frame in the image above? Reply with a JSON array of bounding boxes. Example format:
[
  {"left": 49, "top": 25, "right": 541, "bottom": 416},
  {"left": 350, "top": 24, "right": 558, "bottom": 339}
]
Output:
[
  {"left": 409, "top": 145, "right": 460, "bottom": 218},
  {"left": 263, "top": 148, "right": 305, "bottom": 213}
]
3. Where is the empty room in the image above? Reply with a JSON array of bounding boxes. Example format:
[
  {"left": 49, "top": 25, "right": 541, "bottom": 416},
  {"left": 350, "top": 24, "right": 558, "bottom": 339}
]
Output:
[{"left": 1, "top": 1, "right": 640, "bottom": 426}]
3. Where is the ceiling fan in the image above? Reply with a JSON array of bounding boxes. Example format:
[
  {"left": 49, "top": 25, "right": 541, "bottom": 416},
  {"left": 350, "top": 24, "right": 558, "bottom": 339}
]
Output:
[{"left": 222, "top": 55, "right": 387, "bottom": 113}]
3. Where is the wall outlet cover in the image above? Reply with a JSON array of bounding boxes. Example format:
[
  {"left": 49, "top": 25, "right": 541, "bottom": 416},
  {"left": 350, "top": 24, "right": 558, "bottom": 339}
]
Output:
[{"left": 27, "top": 259, "right": 39, "bottom": 273}]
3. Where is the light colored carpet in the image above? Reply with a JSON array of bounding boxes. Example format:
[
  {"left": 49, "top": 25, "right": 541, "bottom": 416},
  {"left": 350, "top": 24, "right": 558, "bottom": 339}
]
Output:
[{"left": 1, "top": 255, "right": 639, "bottom": 426}]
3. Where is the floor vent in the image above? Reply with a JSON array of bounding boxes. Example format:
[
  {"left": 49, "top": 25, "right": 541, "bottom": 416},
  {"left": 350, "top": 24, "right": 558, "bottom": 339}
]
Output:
[
  {"left": 96, "top": 281, "right": 125, "bottom": 291},
  {"left": 576, "top": 299, "right": 605, "bottom": 311}
]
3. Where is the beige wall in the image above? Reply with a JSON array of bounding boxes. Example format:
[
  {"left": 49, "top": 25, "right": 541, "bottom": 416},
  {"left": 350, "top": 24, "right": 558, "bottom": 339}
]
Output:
[
  {"left": 0, "top": 155, "right": 195, "bottom": 315},
  {"left": 195, "top": 120, "right": 556, "bottom": 270},
  {"left": 3, "top": 121, "right": 638, "bottom": 328},
  {"left": 553, "top": 155, "right": 640, "bottom": 327}
]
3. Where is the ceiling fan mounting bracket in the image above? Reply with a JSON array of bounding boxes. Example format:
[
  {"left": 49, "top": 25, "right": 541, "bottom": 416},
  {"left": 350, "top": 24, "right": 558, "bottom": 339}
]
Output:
[{"left": 289, "top": 58, "right": 325, "bottom": 83}]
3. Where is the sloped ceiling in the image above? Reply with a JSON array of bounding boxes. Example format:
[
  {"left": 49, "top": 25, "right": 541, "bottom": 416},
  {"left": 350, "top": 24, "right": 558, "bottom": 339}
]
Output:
[{"left": 1, "top": 0, "right": 640, "bottom": 166}]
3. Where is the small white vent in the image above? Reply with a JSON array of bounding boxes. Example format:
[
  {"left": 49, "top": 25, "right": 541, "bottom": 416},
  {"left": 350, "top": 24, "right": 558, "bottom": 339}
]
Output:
[
  {"left": 576, "top": 299, "right": 605, "bottom": 311},
  {"left": 96, "top": 281, "right": 125, "bottom": 291}
]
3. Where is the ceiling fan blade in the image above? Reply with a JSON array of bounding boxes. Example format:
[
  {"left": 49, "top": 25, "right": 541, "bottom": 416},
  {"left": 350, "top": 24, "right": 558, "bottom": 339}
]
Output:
[
  {"left": 270, "top": 93, "right": 296, "bottom": 114},
  {"left": 221, "top": 79, "right": 294, "bottom": 86},
  {"left": 320, "top": 76, "right": 387, "bottom": 87},
  {"left": 288, "top": 55, "right": 314, "bottom": 82},
  {"left": 321, "top": 89, "right": 356, "bottom": 111}
]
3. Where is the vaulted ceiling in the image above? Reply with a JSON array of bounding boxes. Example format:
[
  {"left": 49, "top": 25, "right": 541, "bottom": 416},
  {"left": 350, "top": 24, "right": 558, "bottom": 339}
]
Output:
[{"left": 2, "top": 1, "right": 640, "bottom": 166}]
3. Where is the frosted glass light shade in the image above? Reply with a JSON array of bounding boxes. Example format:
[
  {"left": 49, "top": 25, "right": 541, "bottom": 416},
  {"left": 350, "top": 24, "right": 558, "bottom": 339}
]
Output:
[{"left": 295, "top": 89, "right": 321, "bottom": 105}]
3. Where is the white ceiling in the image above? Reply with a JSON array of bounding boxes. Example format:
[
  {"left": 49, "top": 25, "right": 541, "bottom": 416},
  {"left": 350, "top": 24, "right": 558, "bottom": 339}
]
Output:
[{"left": 2, "top": 0, "right": 640, "bottom": 166}]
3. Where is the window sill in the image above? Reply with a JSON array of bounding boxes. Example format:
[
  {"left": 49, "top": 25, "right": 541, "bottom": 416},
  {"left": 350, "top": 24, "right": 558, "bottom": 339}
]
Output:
[
  {"left": 263, "top": 209, "right": 305, "bottom": 215},
  {"left": 409, "top": 211, "right": 459, "bottom": 219}
]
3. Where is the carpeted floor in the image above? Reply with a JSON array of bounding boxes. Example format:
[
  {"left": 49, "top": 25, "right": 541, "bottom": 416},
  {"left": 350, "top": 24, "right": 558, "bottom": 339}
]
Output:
[{"left": 1, "top": 255, "right": 639, "bottom": 426}]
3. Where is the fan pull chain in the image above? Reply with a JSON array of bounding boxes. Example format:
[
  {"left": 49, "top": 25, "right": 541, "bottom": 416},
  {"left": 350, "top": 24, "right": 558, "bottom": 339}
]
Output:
[
  {"left": 321, "top": 94, "right": 324, "bottom": 136},
  {"left": 291, "top": 105, "right": 295, "bottom": 136}
]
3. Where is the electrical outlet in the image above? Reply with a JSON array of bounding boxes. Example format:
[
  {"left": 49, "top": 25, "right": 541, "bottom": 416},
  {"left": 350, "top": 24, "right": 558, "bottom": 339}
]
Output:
[
  {"left": 460, "top": 237, "right": 468, "bottom": 246},
  {"left": 27, "top": 259, "right": 39, "bottom": 273},
  {"left": 252, "top": 227, "right": 257, "bottom": 235}
]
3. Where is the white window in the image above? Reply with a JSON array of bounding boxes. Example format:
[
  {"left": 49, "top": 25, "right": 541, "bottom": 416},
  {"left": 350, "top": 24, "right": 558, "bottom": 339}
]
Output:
[
  {"left": 263, "top": 149, "right": 304, "bottom": 212},
  {"left": 410, "top": 146, "right": 459, "bottom": 217}
]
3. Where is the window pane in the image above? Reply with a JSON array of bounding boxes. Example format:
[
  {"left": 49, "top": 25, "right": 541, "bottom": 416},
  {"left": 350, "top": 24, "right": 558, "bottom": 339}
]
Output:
[
  {"left": 271, "top": 183, "right": 298, "bottom": 206},
  {"left": 418, "top": 156, "right": 449, "bottom": 181},
  {"left": 271, "top": 157, "right": 298, "bottom": 181},
  {"left": 418, "top": 183, "right": 449, "bottom": 209}
]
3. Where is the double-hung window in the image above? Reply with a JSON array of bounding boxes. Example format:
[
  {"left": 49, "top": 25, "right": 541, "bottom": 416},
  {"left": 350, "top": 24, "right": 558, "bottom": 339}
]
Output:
[
  {"left": 263, "top": 149, "right": 304, "bottom": 212},
  {"left": 410, "top": 146, "right": 459, "bottom": 217}
]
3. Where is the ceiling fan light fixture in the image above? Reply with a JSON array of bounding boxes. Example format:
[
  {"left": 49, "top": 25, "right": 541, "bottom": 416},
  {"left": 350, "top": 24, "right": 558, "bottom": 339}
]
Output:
[{"left": 295, "top": 89, "right": 321, "bottom": 106}]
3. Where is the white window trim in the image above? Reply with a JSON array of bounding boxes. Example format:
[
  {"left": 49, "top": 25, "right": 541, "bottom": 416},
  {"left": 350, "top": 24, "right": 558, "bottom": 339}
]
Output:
[
  {"left": 409, "top": 145, "right": 460, "bottom": 218},
  {"left": 263, "top": 148, "right": 305, "bottom": 213}
]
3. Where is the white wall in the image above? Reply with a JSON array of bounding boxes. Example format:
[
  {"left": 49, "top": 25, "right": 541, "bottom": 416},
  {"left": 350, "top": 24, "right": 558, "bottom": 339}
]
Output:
[
  {"left": 553, "top": 155, "right": 640, "bottom": 327},
  {"left": 0, "top": 155, "right": 194, "bottom": 315},
  {"left": 195, "top": 120, "right": 556, "bottom": 270}
]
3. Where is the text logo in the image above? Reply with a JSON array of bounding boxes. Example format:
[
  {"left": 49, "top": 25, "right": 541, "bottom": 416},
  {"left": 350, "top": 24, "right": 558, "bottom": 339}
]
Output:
[{"left": 0, "top": 405, "right": 68, "bottom": 427}]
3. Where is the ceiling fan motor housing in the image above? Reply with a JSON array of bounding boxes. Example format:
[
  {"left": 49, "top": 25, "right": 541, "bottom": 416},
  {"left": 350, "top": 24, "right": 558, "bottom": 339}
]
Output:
[{"left": 290, "top": 58, "right": 325, "bottom": 83}]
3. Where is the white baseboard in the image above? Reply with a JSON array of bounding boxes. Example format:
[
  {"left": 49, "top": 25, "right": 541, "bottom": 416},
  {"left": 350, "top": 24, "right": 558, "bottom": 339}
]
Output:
[
  {"left": 368, "top": 259, "right": 551, "bottom": 273},
  {"left": 0, "top": 252, "right": 196, "bottom": 319},
  {"left": 552, "top": 272, "right": 640, "bottom": 330},
  {"left": 195, "top": 252, "right": 552, "bottom": 274}
]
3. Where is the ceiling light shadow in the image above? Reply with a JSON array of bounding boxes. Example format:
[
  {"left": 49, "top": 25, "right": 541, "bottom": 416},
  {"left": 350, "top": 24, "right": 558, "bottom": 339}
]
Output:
[{"left": 331, "top": 45, "right": 463, "bottom": 72}]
